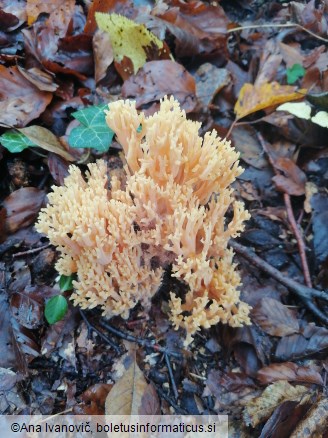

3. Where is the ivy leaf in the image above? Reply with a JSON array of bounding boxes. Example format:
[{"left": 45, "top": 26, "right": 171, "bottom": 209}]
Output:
[
  {"left": 286, "top": 64, "right": 305, "bottom": 85},
  {"left": 68, "top": 104, "right": 114, "bottom": 152},
  {"left": 58, "top": 274, "right": 76, "bottom": 292},
  {"left": 44, "top": 295, "right": 68, "bottom": 325},
  {"left": 0, "top": 131, "right": 37, "bottom": 153}
]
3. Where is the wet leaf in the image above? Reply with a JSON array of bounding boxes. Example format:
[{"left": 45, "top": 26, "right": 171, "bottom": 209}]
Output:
[
  {"left": 243, "top": 381, "right": 309, "bottom": 427},
  {"left": 195, "top": 63, "right": 230, "bottom": 108},
  {"left": 122, "top": 60, "right": 196, "bottom": 112},
  {"left": 3, "top": 187, "right": 45, "bottom": 234},
  {"left": 251, "top": 298, "right": 300, "bottom": 337},
  {"left": 231, "top": 126, "right": 268, "bottom": 169},
  {"left": 0, "top": 66, "right": 52, "bottom": 128},
  {"left": 286, "top": 64, "right": 306, "bottom": 85},
  {"left": 234, "top": 82, "right": 306, "bottom": 120},
  {"left": 257, "top": 362, "right": 323, "bottom": 385},
  {"left": 69, "top": 104, "right": 114, "bottom": 151},
  {"left": 311, "top": 193, "right": 328, "bottom": 263},
  {"left": 275, "top": 323, "right": 328, "bottom": 361},
  {"left": 306, "top": 91, "right": 328, "bottom": 111},
  {"left": 10, "top": 288, "right": 44, "bottom": 330},
  {"left": 44, "top": 295, "right": 68, "bottom": 325},
  {"left": 74, "top": 383, "right": 113, "bottom": 415},
  {"left": 47, "top": 153, "right": 70, "bottom": 186}
]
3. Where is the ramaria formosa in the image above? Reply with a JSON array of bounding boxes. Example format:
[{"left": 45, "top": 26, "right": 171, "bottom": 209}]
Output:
[{"left": 36, "top": 96, "right": 251, "bottom": 344}]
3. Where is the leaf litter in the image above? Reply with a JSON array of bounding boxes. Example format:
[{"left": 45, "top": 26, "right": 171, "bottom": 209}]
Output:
[{"left": 0, "top": 0, "right": 327, "bottom": 435}]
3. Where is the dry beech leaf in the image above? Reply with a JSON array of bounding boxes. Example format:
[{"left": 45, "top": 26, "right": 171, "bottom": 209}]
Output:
[
  {"left": 275, "top": 323, "right": 328, "bottom": 361},
  {"left": 243, "top": 380, "right": 310, "bottom": 428},
  {"left": 105, "top": 352, "right": 154, "bottom": 415},
  {"left": 251, "top": 298, "right": 300, "bottom": 337},
  {"left": 3, "top": 187, "right": 45, "bottom": 234},
  {"left": 122, "top": 60, "right": 196, "bottom": 112},
  {"left": 272, "top": 157, "right": 307, "bottom": 196},
  {"left": 18, "top": 126, "right": 75, "bottom": 162},
  {"left": 290, "top": 396, "right": 328, "bottom": 438},
  {"left": 26, "top": 0, "right": 72, "bottom": 25},
  {"left": 0, "top": 66, "right": 52, "bottom": 128},
  {"left": 256, "top": 362, "right": 323, "bottom": 386},
  {"left": 93, "top": 30, "right": 114, "bottom": 84},
  {"left": 304, "top": 182, "right": 318, "bottom": 213},
  {"left": 234, "top": 82, "right": 306, "bottom": 120}
]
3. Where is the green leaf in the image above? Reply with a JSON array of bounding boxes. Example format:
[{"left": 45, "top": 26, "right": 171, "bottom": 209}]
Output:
[
  {"left": 286, "top": 64, "right": 305, "bottom": 85},
  {"left": 68, "top": 104, "right": 114, "bottom": 152},
  {"left": 0, "top": 131, "right": 37, "bottom": 153},
  {"left": 45, "top": 295, "right": 68, "bottom": 324},
  {"left": 58, "top": 274, "right": 76, "bottom": 292}
]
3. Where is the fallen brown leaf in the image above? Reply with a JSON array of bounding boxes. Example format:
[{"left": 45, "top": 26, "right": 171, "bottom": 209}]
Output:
[
  {"left": 3, "top": 187, "right": 45, "bottom": 234},
  {"left": 0, "top": 66, "right": 52, "bottom": 127},
  {"left": 243, "top": 381, "right": 310, "bottom": 428},
  {"left": 122, "top": 60, "right": 197, "bottom": 112},
  {"left": 251, "top": 298, "right": 300, "bottom": 337},
  {"left": 257, "top": 362, "right": 323, "bottom": 386}
]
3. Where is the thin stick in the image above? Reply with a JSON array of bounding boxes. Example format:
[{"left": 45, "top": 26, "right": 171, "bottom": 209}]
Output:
[
  {"left": 284, "top": 193, "right": 312, "bottom": 288},
  {"left": 13, "top": 244, "right": 51, "bottom": 258},
  {"left": 230, "top": 240, "right": 328, "bottom": 324},
  {"left": 99, "top": 320, "right": 183, "bottom": 359},
  {"left": 256, "top": 131, "right": 313, "bottom": 287},
  {"left": 227, "top": 22, "right": 328, "bottom": 43},
  {"left": 165, "top": 353, "right": 179, "bottom": 400},
  {"left": 155, "top": 386, "right": 187, "bottom": 414},
  {"left": 79, "top": 310, "right": 121, "bottom": 354}
]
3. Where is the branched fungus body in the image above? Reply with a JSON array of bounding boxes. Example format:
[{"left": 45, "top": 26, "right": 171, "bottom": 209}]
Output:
[{"left": 36, "top": 96, "right": 251, "bottom": 344}]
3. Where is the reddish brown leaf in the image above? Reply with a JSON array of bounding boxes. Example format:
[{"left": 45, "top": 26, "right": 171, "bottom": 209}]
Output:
[
  {"left": 156, "top": 0, "right": 228, "bottom": 58},
  {"left": 84, "top": 0, "right": 129, "bottom": 34},
  {"left": 122, "top": 60, "right": 196, "bottom": 112},
  {"left": 0, "top": 66, "right": 52, "bottom": 127},
  {"left": 257, "top": 362, "right": 323, "bottom": 385},
  {"left": 47, "top": 153, "right": 70, "bottom": 185},
  {"left": 0, "top": 10, "right": 19, "bottom": 31},
  {"left": 260, "top": 400, "right": 311, "bottom": 438},
  {"left": 3, "top": 187, "right": 45, "bottom": 234},
  {"left": 275, "top": 323, "right": 328, "bottom": 361},
  {"left": 17, "top": 66, "right": 58, "bottom": 92},
  {"left": 251, "top": 298, "right": 300, "bottom": 337},
  {"left": 73, "top": 383, "right": 113, "bottom": 415},
  {"left": 93, "top": 30, "right": 114, "bottom": 84},
  {"left": 272, "top": 157, "right": 307, "bottom": 196}
]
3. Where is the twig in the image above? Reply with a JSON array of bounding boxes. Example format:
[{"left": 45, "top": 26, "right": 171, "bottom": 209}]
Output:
[
  {"left": 230, "top": 240, "right": 328, "bottom": 324},
  {"left": 13, "top": 244, "right": 51, "bottom": 258},
  {"left": 79, "top": 310, "right": 121, "bottom": 354},
  {"left": 99, "top": 320, "right": 183, "bottom": 359},
  {"left": 165, "top": 353, "right": 179, "bottom": 400},
  {"left": 284, "top": 193, "right": 312, "bottom": 288},
  {"left": 227, "top": 22, "right": 328, "bottom": 43},
  {"left": 155, "top": 386, "right": 187, "bottom": 414},
  {"left": 256, "top": 131, "right": 313, "bottom": 287}
]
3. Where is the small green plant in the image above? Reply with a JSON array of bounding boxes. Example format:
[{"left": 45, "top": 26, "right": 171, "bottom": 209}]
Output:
[
  {"left": 0, "top": 131, "right": 37, "bottom": 153},
  {"left": 44, "top": 274, "right": 76, "bottom": 324},
  {"left": 44, "top": 295, "right": 68, "bottom": 324},
  {"left": 286, "top": 63, "right": 305, "bottom": 85},
  {"left": 68, "top": 104, "right": 114, "bottom": 151}
]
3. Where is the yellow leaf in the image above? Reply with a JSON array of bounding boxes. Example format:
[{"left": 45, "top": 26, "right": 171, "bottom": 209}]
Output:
[
  {"left": 234, "top": 82, "right": 306, "bottom": 120},
  {"left": 95, "top": 13, "right": 167, "bottom": 74}
]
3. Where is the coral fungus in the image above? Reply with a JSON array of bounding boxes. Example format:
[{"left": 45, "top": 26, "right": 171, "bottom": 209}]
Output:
[{"left": 36, "top": 96, "right": 251, "bottom": 344}]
